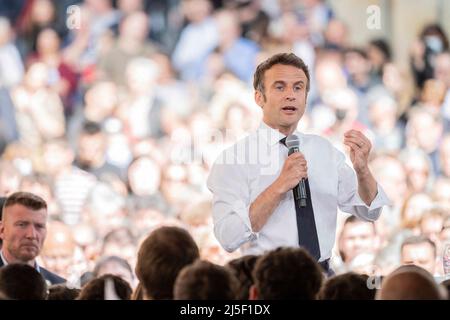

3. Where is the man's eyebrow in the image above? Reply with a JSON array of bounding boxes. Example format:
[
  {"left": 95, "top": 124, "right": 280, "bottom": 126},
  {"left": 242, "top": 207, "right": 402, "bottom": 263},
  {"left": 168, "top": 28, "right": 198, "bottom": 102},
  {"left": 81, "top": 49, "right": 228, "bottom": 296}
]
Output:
[
  {"left": 272, "top": 80, "right": 306, "bottom": 85},
  {"left": 14, "top": 220, "right": 29, "bottom": 224}
]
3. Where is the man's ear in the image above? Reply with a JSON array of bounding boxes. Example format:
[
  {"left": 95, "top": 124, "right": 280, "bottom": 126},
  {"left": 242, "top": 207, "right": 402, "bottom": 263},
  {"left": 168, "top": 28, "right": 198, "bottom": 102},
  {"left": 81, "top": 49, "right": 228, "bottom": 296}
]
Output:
[
  {"left": 249, "top": 284, "right": 258, "bottom": 300},
  {"left": 0, "top": 221, "right": 4, "bottom": 240},
  {"left": 255, "top": 90, "right": 264, "bottom": 108}
]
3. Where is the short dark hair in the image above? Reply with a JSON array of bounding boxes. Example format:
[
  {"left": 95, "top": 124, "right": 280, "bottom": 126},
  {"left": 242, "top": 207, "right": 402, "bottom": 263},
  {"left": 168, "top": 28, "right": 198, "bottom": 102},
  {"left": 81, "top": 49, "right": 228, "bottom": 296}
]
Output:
[
  {"left": 341, "top": 215, "right": 376, "bottom": 235},
  {"left": 82, "top": 121, "right": 102, "bottom": 135},
  {"left": 0, "top": 197, "right": 6, "bottom": 219},
  {"left": 343, "top": 215, "right": 375, "bottom": 228},
  {"left": 253, "top": 247, "right": 323, "bottom": 300},
  {"left": 174, "top": 260, "right": 238, "bottom": 300},
  {"left": 3, "top": 192, "right": 47, "bottom": 215},
  {"left": 441, "top": 279, "right": 450, "bottom": 299},
  {"left": 47, "top": 284, "right": 80, "bottom": 300},
  {"left": 369, "top": 39, "right": 392, "bottom": 61},
  {"left": 401, "top": 235, "right": 436, "bottom": 257},
  {"left": 78, "top": 274, "right": 132, "bottom": 300},
  {"left": 345, "top": 47, "right": 368, "bottom": 59},
  {"left": 319, "top": 272, "right": 376, "bottom": 300},
  {"left": 253, "top": 53, "right": 310, "bottom": 93},
  {"left": 135, "top": 226, "right": 200, "bottom": 299},
  {"left": 0, "top": 263, "right": 47, "bottom": 300},
  {"left": 0, "top": 197, "right": 5, "bottom": 245},
  {"left": 225, "top": 255, "right": 258, "bottom": 300}
]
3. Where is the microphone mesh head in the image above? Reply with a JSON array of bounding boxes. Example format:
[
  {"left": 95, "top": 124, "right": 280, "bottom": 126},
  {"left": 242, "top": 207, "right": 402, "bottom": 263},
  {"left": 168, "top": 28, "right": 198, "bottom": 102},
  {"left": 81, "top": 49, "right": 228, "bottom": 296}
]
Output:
[{"left": 285, "top": 134, "right": 300, "bottom": 149}]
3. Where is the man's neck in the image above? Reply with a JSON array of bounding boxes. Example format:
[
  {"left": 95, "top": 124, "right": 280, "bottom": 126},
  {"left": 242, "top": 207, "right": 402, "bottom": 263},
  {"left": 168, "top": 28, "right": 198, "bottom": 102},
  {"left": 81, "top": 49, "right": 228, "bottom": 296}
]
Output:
[
  {"left": 1, "top": 249, "right": 36, "bottom": 267},
  {"left": 262, "top": 119, "right": 297, "bottom": 136}
]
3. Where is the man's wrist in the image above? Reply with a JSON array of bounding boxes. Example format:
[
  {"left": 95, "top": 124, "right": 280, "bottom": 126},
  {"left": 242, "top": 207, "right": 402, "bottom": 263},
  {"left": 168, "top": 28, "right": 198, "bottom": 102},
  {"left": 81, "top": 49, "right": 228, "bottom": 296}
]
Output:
[
  {"left": 269, "top": 180, "right": 285, "bottom": 198},
  {"left": 355, "top": 166, "right": 371, "bottom": 179}
]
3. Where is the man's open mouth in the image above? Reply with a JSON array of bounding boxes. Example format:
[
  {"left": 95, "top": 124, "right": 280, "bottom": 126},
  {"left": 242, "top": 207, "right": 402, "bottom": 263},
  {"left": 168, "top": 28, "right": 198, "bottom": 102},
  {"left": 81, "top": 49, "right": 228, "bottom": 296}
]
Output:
[{"left": 282, "top": 106, "right": 297, "bottom": 111}]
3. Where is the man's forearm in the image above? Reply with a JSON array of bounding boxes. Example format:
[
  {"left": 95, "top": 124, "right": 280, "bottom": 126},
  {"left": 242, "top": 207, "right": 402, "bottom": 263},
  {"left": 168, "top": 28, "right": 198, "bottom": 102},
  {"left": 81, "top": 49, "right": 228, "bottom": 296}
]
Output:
[
  {"left": 357, "top": 169, "right": 378, "bottom": 206},
  {"left": 249, "top": 183, "right": 284, "bottom": 232}
]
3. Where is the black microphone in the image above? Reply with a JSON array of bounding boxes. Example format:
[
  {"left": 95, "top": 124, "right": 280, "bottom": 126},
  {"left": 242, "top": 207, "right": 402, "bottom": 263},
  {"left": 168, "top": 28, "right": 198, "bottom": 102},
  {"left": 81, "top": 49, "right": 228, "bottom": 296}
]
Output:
[{"left": 285, "top": 134, "right": 307, "bottom": 208}]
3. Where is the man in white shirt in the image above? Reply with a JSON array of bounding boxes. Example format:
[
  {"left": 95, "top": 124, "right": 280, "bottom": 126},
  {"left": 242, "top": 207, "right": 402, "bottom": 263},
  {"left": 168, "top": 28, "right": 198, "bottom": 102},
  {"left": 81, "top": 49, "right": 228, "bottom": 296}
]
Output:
[{"left": 207, "top": 53, "right": 389, "bottom": 274}]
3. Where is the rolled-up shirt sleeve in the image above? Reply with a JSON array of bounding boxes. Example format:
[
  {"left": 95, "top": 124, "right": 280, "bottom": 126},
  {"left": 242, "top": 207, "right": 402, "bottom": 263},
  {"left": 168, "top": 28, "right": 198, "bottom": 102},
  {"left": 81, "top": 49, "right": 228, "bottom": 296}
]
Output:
[
  {"left": 336, "top": 149, "right": 391, "bottom": 221},
  {"left": 207, "top": 157, "right": 257, "bottom": 252}
]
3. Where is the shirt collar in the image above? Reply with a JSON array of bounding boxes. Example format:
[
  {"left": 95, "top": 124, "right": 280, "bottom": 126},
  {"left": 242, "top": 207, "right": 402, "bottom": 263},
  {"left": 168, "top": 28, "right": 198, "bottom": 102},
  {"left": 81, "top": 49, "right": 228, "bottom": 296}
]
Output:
[
  {"left": 257, "top": 121, "right": 303, "bottom": 147},
  {"left": 0, "top": 250, "right": 40, "bottom": 272}
]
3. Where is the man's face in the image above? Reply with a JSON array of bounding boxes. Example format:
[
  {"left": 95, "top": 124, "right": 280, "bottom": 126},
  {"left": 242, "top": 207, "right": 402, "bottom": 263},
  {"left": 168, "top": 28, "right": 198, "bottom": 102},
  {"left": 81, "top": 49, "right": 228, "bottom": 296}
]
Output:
[
  {"left": 256, "top": 64, "right": 308, "bottom": 134},
  {"left": 0, "top": 204, "right": 47, "bottom": 263},
  {"left": 401, "top": 243, "right": 436, "bottom": 275},
  {"left": 78, "top": 133, "right": 105, "bottom": 164},
  {"left": 339, "top": 221, "right": 377, "bottom": 263}
]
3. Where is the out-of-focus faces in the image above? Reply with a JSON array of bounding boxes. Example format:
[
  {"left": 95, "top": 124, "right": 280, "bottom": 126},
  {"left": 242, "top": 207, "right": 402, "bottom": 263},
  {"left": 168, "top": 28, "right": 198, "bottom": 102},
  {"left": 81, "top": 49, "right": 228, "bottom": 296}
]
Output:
[
  {"left": 37, "top": 28, "right": 60, "bottom": 55},
  {"left": 439, "top": 135, "right": 450, "bottom": 178},
  {"left": 77, "top": 132, "right": 107, "bottom": 167},
  {"left": 31, "top": 0, "right": 55, "bottom": 25},
  {"left": 406, "top": 110, "right": 443, "bottom": 153},
  {"left": 84, "top": 82, "right": 118, "bottom": 121},
  {"left": 370, "top": 157, "right": 407, "bottom": 207},
  {"left": 401, "top": 193, "right": 434, "bottom": 229},
  {"left": 402, "top": 153, "right": 431, "bottom": 194},
  {"left": 41, "top": 221, "right": 76, "bottom": 278},
  {"left": 120, "top": 11, "right": 149, "bottom": 41},
  {"left": 401, "top": 242, "right": 436, "bottom": 275},
  {"left": 182, "top": 0, "right": 212, "bottom": 24},
  {"left": 369, "top": 96, "right": 397, "bottom": 132},
  {"left": 25, "top": 62, "right": 49, "bottom": 90},
  {"left": 339, "top": 221, "right": 378, "bottom": 263},
  {"left": 126, "top": 58, "right": 159, "bottom": 95},
  {"left": 434, "top": 53, "right": 450, "bottom": 87},
  {"left": 128, "top": 157, "right": 161, "bottom": 196}
]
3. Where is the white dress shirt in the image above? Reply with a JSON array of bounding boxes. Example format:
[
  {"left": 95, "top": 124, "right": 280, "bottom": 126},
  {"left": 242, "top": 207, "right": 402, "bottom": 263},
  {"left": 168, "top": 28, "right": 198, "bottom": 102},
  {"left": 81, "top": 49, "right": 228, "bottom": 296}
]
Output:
[{"left": 207, "top": 122, "right": 390, "bottom": 261}]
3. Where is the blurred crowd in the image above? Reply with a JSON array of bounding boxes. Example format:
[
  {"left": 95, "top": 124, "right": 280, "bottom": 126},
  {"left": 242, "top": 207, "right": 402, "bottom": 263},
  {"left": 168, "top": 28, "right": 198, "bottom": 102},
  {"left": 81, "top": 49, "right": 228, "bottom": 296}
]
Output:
[{"left": 1, "top": 0, "right": 450, "bottom": 291}]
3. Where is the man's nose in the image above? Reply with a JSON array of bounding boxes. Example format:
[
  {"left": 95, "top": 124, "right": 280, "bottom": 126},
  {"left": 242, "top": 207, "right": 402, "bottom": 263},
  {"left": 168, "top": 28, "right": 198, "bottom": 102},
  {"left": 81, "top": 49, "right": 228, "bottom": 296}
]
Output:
[
  {"left": 285, "top": 89, "right": 296, "bottom": 100},
  {"left": 25, "top": 226, "right": 38, "bottom": 238}
]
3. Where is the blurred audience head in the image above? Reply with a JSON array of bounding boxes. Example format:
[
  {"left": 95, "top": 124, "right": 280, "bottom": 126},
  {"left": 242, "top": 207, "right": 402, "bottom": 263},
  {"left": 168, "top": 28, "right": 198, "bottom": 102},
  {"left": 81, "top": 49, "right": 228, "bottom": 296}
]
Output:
[
  {"left": 40, "top": 221, "right": 76, "bottom": 279},
  {"left": 94, "top": 255, "right": 134, "bottom": 287},
  {"left": 78, "top": 274, "right": 132, "bottom": 300},
  {"left": 406, "top": 107, "right": 443, "bottom": 154},
  {"left": 400, "top": 192, "right": 434, "bottom": 230},
  {"left": 370, "top": 154, "right": 407, "bottom": 207},
  {"left": 181, "top": 0, "right": 213, "bottom": 24},
  {"left": 0, "top": 263, "right": 47, "bottom": 300},
  {"left": 401, "top": 235, "right": 436, "bottom": 275},
  {"left": 251, "top": 247, "right": 323, "bottom": 300},
  {"left": 174, "top": 260, "right": 238, "bottom": 300},
  {"left": 377, "top": 264, "right": 447, "bottom": 300},
  {"left": 135, "top": 226, "right": 199, "bottom": 299},
  {"left": 225, "top": 255, "right": 258, "bottom": 300},
  {"left": 319, "top": 272, "right": 375, "bottom": 300},
  {"left": 47, "top": 284, "right": 80, "bottom": 300},
  {"left": 338, "top": 215, "right": 379, "bottom": 264}
]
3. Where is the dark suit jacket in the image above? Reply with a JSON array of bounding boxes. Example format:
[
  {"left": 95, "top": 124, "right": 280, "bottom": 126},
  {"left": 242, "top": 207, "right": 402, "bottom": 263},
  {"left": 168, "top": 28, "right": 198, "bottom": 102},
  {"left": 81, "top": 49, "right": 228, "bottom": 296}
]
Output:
[{"left": 0, "top": 256, "right": 66, "bottom": 285}]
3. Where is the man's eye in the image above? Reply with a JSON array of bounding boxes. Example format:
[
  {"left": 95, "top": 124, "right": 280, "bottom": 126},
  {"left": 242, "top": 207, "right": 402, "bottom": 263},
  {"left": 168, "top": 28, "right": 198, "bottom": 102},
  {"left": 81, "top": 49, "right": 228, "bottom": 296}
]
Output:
[{"left": 276, "top": 86, "right": 283, "bottom": 90}]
